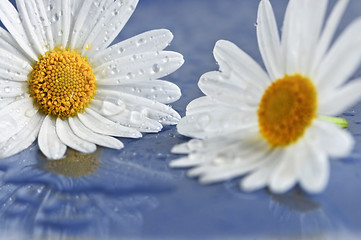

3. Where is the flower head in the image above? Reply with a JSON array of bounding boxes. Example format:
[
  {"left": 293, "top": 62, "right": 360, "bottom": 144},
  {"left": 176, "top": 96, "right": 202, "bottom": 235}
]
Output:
[
  {"left": 171, "top": 0, "right": 361, "bottom": 194},
  {"left": 0, "top": 0, "right": 183, "bottom": 159}
]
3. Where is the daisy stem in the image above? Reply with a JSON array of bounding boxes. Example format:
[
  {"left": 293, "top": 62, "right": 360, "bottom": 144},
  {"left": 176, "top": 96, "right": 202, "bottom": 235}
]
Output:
[{"left": 319, "top": 116, "right": 348, "bottom": 128}]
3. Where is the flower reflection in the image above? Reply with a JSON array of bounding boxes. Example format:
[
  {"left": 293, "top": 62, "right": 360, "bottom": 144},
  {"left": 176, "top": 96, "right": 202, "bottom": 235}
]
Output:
[
  {"left": 0, "top": 144, "right": 176, "bottom": 238},
  {"left": 0, "top": 182, "right": 159, "bottom": 238},
  {"left": 42, "top": 149, "right": 101, "bottom": 178},
  {"left": 269, "top": 189, "right": 346, "bottom": 238},
  {"left": 0, "top": 143, "right": 175, "bottom": 193}
]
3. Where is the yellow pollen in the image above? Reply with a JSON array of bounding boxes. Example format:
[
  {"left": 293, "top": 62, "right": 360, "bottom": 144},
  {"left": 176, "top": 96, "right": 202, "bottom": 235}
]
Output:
[
  {"left": 29, "top": 48, "right": 96, "bottom": 118},
  {"left": 258, "top": 74, "right": 317, "bottom": 147}
]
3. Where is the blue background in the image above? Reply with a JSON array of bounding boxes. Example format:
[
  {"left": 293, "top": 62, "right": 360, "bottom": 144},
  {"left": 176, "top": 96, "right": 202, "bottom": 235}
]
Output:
[{"left": 1, "top": 0, "right": 361, "bottom": 239}]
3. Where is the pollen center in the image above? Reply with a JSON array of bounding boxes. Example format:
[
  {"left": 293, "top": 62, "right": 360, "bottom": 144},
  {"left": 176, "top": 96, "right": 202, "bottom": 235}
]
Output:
[
  {"left": 29, "top": 48, "right": 96, "bottom": 118},
  {"left": 257, "top": 74, "right": 317, "bottom": 147}
]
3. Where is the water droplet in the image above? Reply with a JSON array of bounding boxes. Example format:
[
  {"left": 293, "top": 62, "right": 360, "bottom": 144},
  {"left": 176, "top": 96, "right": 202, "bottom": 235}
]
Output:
[
  {"left": 111, "top": 67, "right": 117, "bottom": 75},
  {"left": 163, "top": 56, "right": 170, "bottom": 63},
  {"left": 152, "top": 64, "right": 161, "bottom": 73},
  {"left": 118, "top": 47, "right": 125, "bottom": 54},
  {"left": 117, "top": 99, "right": 124, "bottom": 106},
  {"left": 52, "top": 13, "right": 59, "bottom": 22},
  {"left": 131, "top": 55, "right": 137, "bottom": 61},
  {"left": 25, "top": 108, "right": 37, "bottom": 117},
  {"left": 197, "top": 114, "right": 210, "bottom": 128},
  {"left": 85, "top": 43, "right": 92, "bottom": 51},
  {"left": 136, "top": 38, "right": 146, "bottom": 46},
  {"left": 4, "top": 87, "right": 11, "bottom": 93},
  {"left": 126, "top": 72, "right": 135, "bottom": 79}
]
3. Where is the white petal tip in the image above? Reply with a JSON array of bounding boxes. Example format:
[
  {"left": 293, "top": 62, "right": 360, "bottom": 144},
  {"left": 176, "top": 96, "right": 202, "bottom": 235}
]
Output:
[
  {"left": 171, "top": 143, "right": 190, "bottom": 154},
  {"left": 169, "top": 157, "right": 193, "bottom": 168}
]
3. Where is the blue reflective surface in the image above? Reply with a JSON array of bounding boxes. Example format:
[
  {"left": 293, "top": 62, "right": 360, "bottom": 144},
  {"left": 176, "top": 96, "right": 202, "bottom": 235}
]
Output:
[{"left": 1, "top": 0, "right": 361, "bottom": 239}]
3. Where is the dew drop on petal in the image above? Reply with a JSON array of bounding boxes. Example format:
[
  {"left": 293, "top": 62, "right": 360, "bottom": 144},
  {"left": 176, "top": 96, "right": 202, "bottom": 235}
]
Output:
[
  {"left": 152, "top": 64, "right": 161, "bottom": 73},
  {"left": 118, "top": 47, "right": 125, "bottom": 54},
  {"left": 52, "top": 13, "right": 59, "bottom": 22},
  {"left": 136, "top": 38, "right": 146, "bottom": 46},
  {"left": 4, "top": 87, "right": 11, "bottom": 93},
  {"left": 25, "top": 108, "right": 38, "bottom": 118},
  {"left": 126, "top": 72, "right": 135, "bottom": 79},
  {"left": 197, "top": 114, "right": 210, "bottom": 128}
]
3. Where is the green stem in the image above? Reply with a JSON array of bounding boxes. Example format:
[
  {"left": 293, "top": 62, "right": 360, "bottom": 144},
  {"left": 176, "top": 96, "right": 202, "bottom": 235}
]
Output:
[{"left": 319, "top": 116, "right": 348, "bottom": 128}]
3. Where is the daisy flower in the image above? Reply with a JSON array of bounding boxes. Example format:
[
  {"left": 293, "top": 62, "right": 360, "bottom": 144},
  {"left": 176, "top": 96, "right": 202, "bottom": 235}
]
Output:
[
  {"left": 0, "top": 0, "right": 183, "bottom": 160},
  {"left": 171, "top": 0, "right": 361, "bottom": 193}
]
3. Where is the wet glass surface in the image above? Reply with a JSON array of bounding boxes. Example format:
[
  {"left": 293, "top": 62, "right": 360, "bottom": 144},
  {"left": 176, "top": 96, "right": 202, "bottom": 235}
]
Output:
[{"left": 1, "top": 0, "right": 361, "bottom": 239}]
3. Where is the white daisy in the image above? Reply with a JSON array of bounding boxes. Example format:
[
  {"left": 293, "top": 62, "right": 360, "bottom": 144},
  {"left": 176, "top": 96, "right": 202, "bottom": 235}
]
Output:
[
  {"left": 0, "top": 0, "right": 184, "bottom": 160},
  {"left": 170, "top": 0, "right": 361, "bottom": 194}
]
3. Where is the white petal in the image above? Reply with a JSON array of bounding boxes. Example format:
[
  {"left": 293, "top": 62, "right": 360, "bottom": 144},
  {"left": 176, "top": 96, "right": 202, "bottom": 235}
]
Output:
[
  {"left": 16, "top": 0, "right": 47, "bottom": 55},
  {"left": 257, "top": 0, "right": 282, "bottom": 79},
  {"left": 68, "top": 0, "right": 97, "bottom": 50},
  {"left": 0, "top": 1, "right": 38, "bottom": 60},
  {"left": 56, "top": 118, "right": 96, "bottom": 154},
  {"left": 68, "top": 117, "right": 124, "bottom": 149},
  {"left": 213, "top": 40, "right": 271, "bottom": 88},
  {"left": 0, "top": 98, "right": 38, "bottom": 143},
  {"left": 89, "top": 29, "right": 174, "bottom": 65},
  {"left": 42, "top": 0, "right": 71, "bottom": 48},
  {"left": 0, "top": 48, "right": 32, "bottom": 82},
  {"left": 177, "top": 110, "right": 257, "bottom": 139},
  {"left": 298, "top": 135, "right": 330, "bottom": 193},
  {"left": 300, "top": 0, "right": 328, "bottom": 74},
  {"left": 81, "top": 0, "right": 139, "bottom": 54},
  {"left": 94, "top": 51, "right": 184, "bottom": 84},
  {"left": 310, "top": 119, "right": 354, "bottom": 158},
  {"left": 78, "top": 108, "right": 141, "bottom": 138},
  {"left": 198, "top": 71, "right": 261, "bottom": 107},
  {"left": 95, "top": 89, "right": 181, "bottom": 125},
  {"left": 198, "top": 145, "right": 270, "bottom": 184},
  {"left": 0, "top": 27, "right": 33, "bottom": 64},
  {"left": 0, "top": 80, "right": 27, "bottom": 97},
  {"left": 186, "top": 96, "right": 253, "bottom": 116},
  {"left": 99, "top": 80, "right": 181, "bottom": 104},
  {"left": 38, "top": 115, "right": 67, "bottom": 160},
  {"left": 107, "top": 110, "right": 163, "bottom": 133},
  {"left": 311, "top": 0, "right": 349, "bottom": 75},
  {"left": 318, "top": 79, "right": 361, "bottom": 116},
  {"left": 0, "top": 113, "right": 43, "bottom": 159},
  {"left": 186, "top": 140, "right": 268, "bottom": 179},
  {"left": 169, "top": 157, "right": 199, "bottom": 168},
  {"left": 171, "top": 135, "right": 244, "bottom": 155},
  {"left": 315, "top": 17, "right": 361, "bottom": 92},
  {"left": 171, "top": 142, "right": 194, "bottom": 155},
  {"left": 90, "top": 98, "right": 126, "bottom": 117},
  {"left": 269, "top": 146, "right": 298, "bottom": 194},
  {"left": 0, "top": 98, "right": 15, "bottom": 109},
  {"left": 281, "top": 0, "right": 328, "bottom": 74},
  {"left": 240, "top": 149, "right": 282, "bottom": 192}
]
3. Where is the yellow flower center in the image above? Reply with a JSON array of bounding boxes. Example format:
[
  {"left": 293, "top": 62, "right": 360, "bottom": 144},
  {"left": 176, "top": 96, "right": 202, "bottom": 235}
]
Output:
[
  {"left": 29, "top": 48, "right": 96, "bottom": 118},
  {"left": 258, "top": 74, "right": 317, "bottom": 147},
  {"left": 43, "top": 149, "right": 100, "bottom": 178}
]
